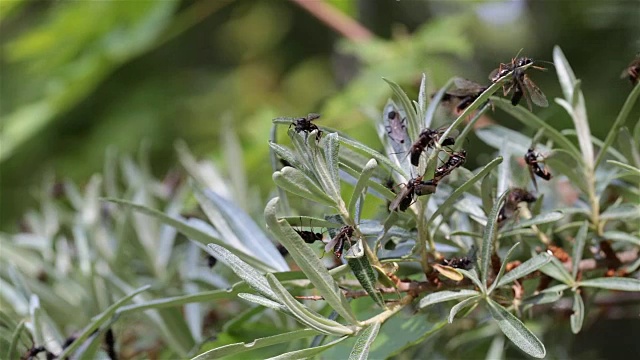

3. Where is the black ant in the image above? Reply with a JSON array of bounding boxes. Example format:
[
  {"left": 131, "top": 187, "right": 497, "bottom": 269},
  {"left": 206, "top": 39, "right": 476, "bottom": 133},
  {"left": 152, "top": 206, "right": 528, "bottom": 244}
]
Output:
[
  {"left": 289, "top": 113, "right": 322, "bottom": 141},
  {"left": 524, "top": 148, "right": 552, "bottom": 191},
  {"left": 409, "top": 127, "right": 456, "bottom": 167}
]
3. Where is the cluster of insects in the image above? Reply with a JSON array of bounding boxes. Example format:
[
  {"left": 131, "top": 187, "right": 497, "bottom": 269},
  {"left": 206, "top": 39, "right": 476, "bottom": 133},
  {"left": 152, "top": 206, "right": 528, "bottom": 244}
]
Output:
[{"left": 276, "top": 51, "right": 637, "bottom": 260}]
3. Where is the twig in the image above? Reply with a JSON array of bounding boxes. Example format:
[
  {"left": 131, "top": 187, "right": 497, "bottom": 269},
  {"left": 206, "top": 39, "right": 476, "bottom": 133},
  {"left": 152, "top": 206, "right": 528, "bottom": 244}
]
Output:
[{"left": 289, "top": 0, "right": 373, "bottom": 42}]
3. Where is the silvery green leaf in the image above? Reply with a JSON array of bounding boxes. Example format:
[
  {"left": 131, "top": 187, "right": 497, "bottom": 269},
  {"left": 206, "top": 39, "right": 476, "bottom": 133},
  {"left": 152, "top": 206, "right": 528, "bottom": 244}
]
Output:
[
  {"left": 269, "top": 142, "right": 306, "bottom": 173},
  {"left": 266, "top": 274, "right": 353, "bottom": 335},
  {"left": 282, "top": 216, "right": 343, "bottom": 229},
  {"left": 383, "top": 78, "right": 420, "bottom": 141},
  {"left": 595, "top": 83, "right": 640, "bottom": 168},
  {"left": 266, "top": 336, "right": 348, "bottom": 360},
  {"left": 273, "top": 167, "right": 337, "bottom": 207},
  {"left": 600, "top": 203, "right": 640, "bottom": 220},
  {"left": 428, "top": 157, "right": 503, "bottom": 227},
  {"left": 497, "top": 140, "right": 510, "bottom": 195},
  {"left": 7, "top": 319, "right": 26, "bottom": 360},
  {"left": 521, "top": 289, "right": 564, "bottom": 308},
  {"left": 554, "top": 46, "right": 593, "bottom": 169},
  {"left": 457, "top": 268, "right": 484, "bottom": 291},
  {"left": 195, "top": 187, "right": 289, "bottom": 272},
  {"left": 238, "top": 293, "right": 288, "bottom": 312},
  {"left": 487, "top": 298, "right": 546, "bottom": 358},
  {"left": 481, "top": 173, "right": 496, "bottom": 215},
  {"left": 202, "top": 243, "right": 278, "bottom": 302},
  {"left": 570, "top": 292, "right": 584, "bottom": 334},
  {"left": 191, "top": 329, "right": 320, "bottom": 360},
  {"left": 578, "top": 277, "right": 640, "bottom": 291},
  {"left": 546, "top": 149, "right": 589, "bottom": 193},
  {"left": 264, "top": 198, "right": 358, "bottom": 325},
  {"left": 324, "top": 133, "right": 341, "bottom": 193},
  {"left": 492, "top": 97, "right": 581, "bottom": 159},
  {"left": 572, "top": 222, "right": 588, "bottom": 278},
  {"left": 348, "top": 322, "right": 381, "bottom": 360},
  {"left": 348, "top": 159, "right": 378, "bottom": 219},
  {"left": 495, "top": 253, "right": 552, "bottom": 289},
  {"left": 107, "top": 199, "right": 275, "bottom": 272},
  {"left": 448, "top": 295, "right": 480, "bottom": 323},
  {"left": 485, "top": 335, "right": 505, "bottom": 360},
  {"left": 607, "top": 160, "right": 640, "bottom": 176},
  {"left": 57, "top": 285, "right": 151, "bottom": 359},
  {"left": 481, "top": 190, "right": 509, "bottom": 288},
  {"left": 505, "top": 211, "right": 564, "bottom": 231},
  {"left": 340, "top": 163, "right": 396, "bottom": 202},
  {"left": 424, "top": 77, "right": 455, "bottom": 129},
  {"left": 339, "top": 136, "right": 407, "bottom": 179},
  {"left": 418, "top": 289, "right": 480, "bottom": 309},
  {"left": 488, "top": 242, "right": 521, "bottom": 294},
  {"left": 540, "top": 257, "right": 574, "bottom": 285},
  {"left": 418, "top": 74, "right": 428, "bottom": 118},
  {"left": 345, "top": 239, "right": 385, "bottom": 308},
  {"left": 602, "top": 231, "right": 640, "bottom": 246},
  {"left": 476, "top": 125, "right": 548, "bottom": 156}
]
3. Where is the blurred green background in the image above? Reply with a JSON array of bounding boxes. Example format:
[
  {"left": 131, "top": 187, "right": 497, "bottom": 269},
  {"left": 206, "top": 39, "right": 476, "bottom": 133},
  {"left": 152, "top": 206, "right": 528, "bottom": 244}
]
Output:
[{"left": 1, "top": 0, "right": 639, "bottom": 231}]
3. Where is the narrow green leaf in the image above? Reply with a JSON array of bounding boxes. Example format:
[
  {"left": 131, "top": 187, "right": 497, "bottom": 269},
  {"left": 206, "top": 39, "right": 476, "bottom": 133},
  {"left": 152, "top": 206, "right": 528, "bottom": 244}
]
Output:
[
  {"left": 345, "top": 240, "right": 385, "bottom": 308},
  {"left": 191, "top": 329, "right": 320, "bottom": 360},
  {"left": 492, "top": 97, "right": 581, "bottom": 159},
  {"left": 264, "top": 198, "right": 359, "bottom": 325},
  {"left": 488, "top": 242, "right": 521, "bottom": 294},
  {"left": 324, "top": 133, "right": 342, "bottom": 194},
  {"left": 433, "top": 264, "right": 464, "bottom": 282},
  {"left": 554, "top": 46, "right": 593, "bottom": 169},
  {"left": 521, "top": 289, "right": 564, "bottom": 308},
  {"left": 457, "top": 269, "right": 484, "bottom": 291},
  {"left": 487, "top": 298, "right": 546, "bottom": 358},
  {"left": 545, "top": 149, "right": 590, "bottom": 194},
  {"left": 572, "top": 222, "right": 588, "bottom": 278},
  {"left": 348, "top": 159, "right": 378, "bottom": 219},
  {"left": 579, "top": 277, "right": 640, "bottom": 291},
  {"left": 7, "top": 320, "right": 26, "bottom": 360},
  {"left": 238, "top": 293, "right": 288, "bottom": 312},
  {"left": 603, "top": 231, "right": 640, "bottom": 246},
  {"left": 202, "top": 243, "right": 278, "bottom": 302},
  {"left": 505, "top": 211, "right": 564, "bottom": 232},
  {"left": 348, "top": 322, "right": 381, "bottom": 360},
  {"left": 273, "top": 167, "right": 337, "bottom": 207},
  {"left": 418, "top": 290, "right": 480, "bottom": 309},
  {"left": 266, "top": 336, "right": 348, "bottom": 360},
  {"left": 269, "top": 142, "right": 306, "bottom": 172},
  {"left": 428, "top": 157, "right": 503, "bottom": 226},
  {"left": 476, "top": 125, "right": 537, "bottom": 155},
  {"left": 106, "top": 199, "right": 274, "bottom": 272},
  {"left": 117, "top": 289, "right": 239, "bottom": 315},
  {"left": 481, "top": 174, "right": 495, "bottom": 215},
  {"left": 57, "top": 286, "right": 150, "bottom": 359},
  {"left": 449, "top": 296, "right": 480, "bottom": 323},
  {"left": 594, "top": 64, "right": 640, "bottom": 168},
  {"left": 607, "top": 160, "right": 640, "bottom": 176},
  {"left": 340, "top": 162, "right": 396, "bottom": 202},
  {"left": 339, "top": 136, "right": 407, "bottom": 178},
  {"left": 481, "top": 190, "right": 510, "bottom": 288},
  {"left": 266, "top": 274, "right": 353, "bottom": 335},
  {"left": 282, "top": 216, "right": 343, "bottom": 229},
  {"left": 496, "top": 253, "right": 552, "bottom": 289},
  {"left": 423, "top": 77, "right": 455, "bottom": 129},
  {"left": 600, "top": 203, "right": 640, "bottom": 220},
  {"left": 417, "top": 74, "right": 428, "bottom": 121},
  {"left": 383, "top": 78, "right": 419, "bottom": 141},
  {"left": 540, "top": 257, "right": 575, "bottom": 285},
  {"left": 570, "top": 292, "right": 584, "bottom": 334}
]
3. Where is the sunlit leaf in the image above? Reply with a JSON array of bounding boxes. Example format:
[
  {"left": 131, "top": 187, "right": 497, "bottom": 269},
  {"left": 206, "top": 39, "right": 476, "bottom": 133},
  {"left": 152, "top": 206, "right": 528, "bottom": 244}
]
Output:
[
  {"left": 348, "top": 322, "right": 381, "bottom": 360},
  {"left": 418, "top": 289, "right": 479, "bottom": 309},
  {"left": 570, "top": 292, "right": 584, "bottom": 334},
  {"left": 487, "top": 298, "right": 546, "bottom": 358},
  {"left": 578, "top": 277, "right": 640, "bottom": 291}
]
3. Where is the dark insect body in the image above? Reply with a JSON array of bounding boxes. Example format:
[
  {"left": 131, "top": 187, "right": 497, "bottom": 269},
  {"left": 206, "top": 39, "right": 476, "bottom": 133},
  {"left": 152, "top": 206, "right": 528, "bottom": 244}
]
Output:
[
  {"left": 389, "top": 176, "right": 437, "bottom": 212},
  {"left": 434, "top": 150, "right": 467, "bottom": 181},
  {"left": 621, "top": 55, "right": 640, "bottom": 85},
  {"left": 524, "top": 148, "right": 552, "bottom": 190},
  {"left": 289, "top": 113, "right": 322, "bottom": 140},
  {"left": 385, "top": 110, "right": 408, "bottom": 144},
  {"left": 325, "top": 226, "right": 354, "bottom": 258},
  {"left": 498, "top": 188, "right": 537, "bottom": 224},
  {"left": 295, "top": 229, "right": 323, "bottom": 244},
  {"left": 105, "top": 328, "right": 118, "bottom": 360},
  {"left": 490, "top": 56, "right": 548, "bottom": 111},
  {"left": 410, "top": 127, "right": 456, "bottom": 167},
  {"left": 440, "top": 256, "right": 473, "bottom": 270},
  {"left": 443, "top": 78, "right": 488, "bottom": 113},
  {"left": 207, "top": 255, "right": 217, "bottom": 268},
  {"left": 21, "top": 346, "right": 54, "bottom": 360}
]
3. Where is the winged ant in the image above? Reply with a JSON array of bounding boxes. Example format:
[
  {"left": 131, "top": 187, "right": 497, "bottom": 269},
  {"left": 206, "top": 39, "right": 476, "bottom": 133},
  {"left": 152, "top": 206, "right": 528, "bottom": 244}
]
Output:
[
  {"left": 497, "top": 188, "right": 537, "bottom": 225},
  {"left": 434, "top": 149, "right": 467, "bottom": 181},
  {"left": 409, "top": 127, "right": 457, "bottom": 167},
  {"left": 442, "top": 78, "right": 488, "bottom": 113},
  {"left": 489, "top": 54, "right": 549, "bottom": 111},
  {"left": 621, "top": 54, "right": 640, "bottom": 85},
  {"left": 388, "top": 176, "right": 438, "bottom": 212},
  {"left": 385, "top": 109, "right": 408, "bottom": 144},
  {"left": 524, "top": 147, "right": 552, "bottom": 191},
  {"left": 440, "top": 256, "right": 473, "bottom": 270},
  {"left": 288, "top": 113, "right": 322, "bottom": 140},
  {"left": 324, "top": 225, "right": 354, "bottom": 258}
]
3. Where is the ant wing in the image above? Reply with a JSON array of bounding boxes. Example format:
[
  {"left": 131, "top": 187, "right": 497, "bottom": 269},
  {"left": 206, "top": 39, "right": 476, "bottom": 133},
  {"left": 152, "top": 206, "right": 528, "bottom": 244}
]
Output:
[
  {"left": 389, "top": 186, "right": 412, "bottom": 212},
  {"left": 273, "top": 116, "right": 297, "bottom": 123},
  {"left": 528, "top": 163, "right": 539, "bottom": 191},
  {"left": 522, "top": 76, "right": 548, "bottom": 107},
  {"left": 489, "top": 67, "right": 500, "bottom": 82},
  {"left": 307, "top": 113, "right": 321, "bottom": 121},
  {"left": 453, "top": 78, "right": 486, "bottom": 94},
  {"left": 515, "top": 78, "right": 534, "bottom": 111}
]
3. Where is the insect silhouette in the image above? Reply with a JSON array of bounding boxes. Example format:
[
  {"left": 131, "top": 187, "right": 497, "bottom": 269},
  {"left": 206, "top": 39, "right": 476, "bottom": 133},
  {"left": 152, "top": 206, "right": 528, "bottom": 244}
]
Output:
[
  {"left": 498, "top": 188, "right": 537, "bottom": 225},
  {"left": 524, "top": 148, "right": 552, "bottom": 191},
  {"left": 207, "top": 255, "right": 217, "bottom": 268},
  {"left": 410, "top": 127, "right": 457, "bottom": 167},
  {"left": 385, "top": 109, "right": 408, "bottom": 144},
  {"left": 440, "top": 256, "right": 473, "bottom": 270},
  {"left": 105, "top": 328, "right": 117, "bottom": 360},
  {"left": 442, "top": 78, "right": 488, "bottom": 113},
  {"left": 490, "top": 55, "right": 549, "bottom": 110},
  {"left": 294, "top": 218, "right": 324, "bottom": 244},
  {"left": 287, "top": 113, "right": 322, "bottom": 140},
  {"left": 621, "top": 54, "right": 640, "bottom": 85},
  {"left": 324, "top": 225, "right": 354, "bottom": 258},
  {"left": 388, "top": 176, "right": 438, "bottom": 212},
  {"left": 434, "top": 150, "right": 467, "bottom": 181}
]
